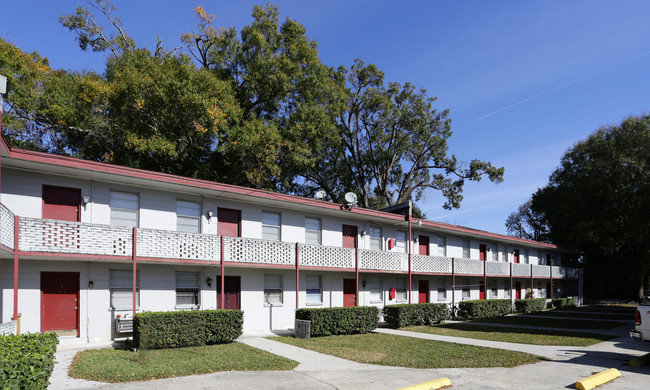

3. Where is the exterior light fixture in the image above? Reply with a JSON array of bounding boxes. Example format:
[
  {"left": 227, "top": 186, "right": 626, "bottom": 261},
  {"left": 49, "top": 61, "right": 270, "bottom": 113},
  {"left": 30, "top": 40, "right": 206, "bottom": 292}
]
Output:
[
  {"left": 88, "top": 281, "right": 94, "bottom": 289},
  {"left": 206, "top": 277, "right": 213, "bottom": 287},
  {"left": 207, "top": 211, "right": 214, "bottom": 221},
  {"left": 82, "top": 195, "right": 90, "bottom": 205}
]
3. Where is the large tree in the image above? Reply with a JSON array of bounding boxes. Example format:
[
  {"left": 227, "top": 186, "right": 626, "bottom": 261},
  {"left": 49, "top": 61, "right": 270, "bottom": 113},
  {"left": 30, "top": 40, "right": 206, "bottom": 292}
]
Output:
[
  {"left": 505, "top": 199, "right": 550, "bottom": 242},
  {"left": 530, "top": 115, "right": 650, "bottom": 299},
  {"left": 301, "top": 60, "right": 504, "bottom": 210}
]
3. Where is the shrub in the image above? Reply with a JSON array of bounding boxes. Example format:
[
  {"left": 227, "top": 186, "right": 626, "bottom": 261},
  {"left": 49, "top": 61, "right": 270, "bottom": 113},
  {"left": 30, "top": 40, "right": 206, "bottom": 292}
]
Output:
[
  {"left": 551, "top": 297, "right": 577, "bottom": 309},
  {"left": 134, "top": 309, "right": 243, "bottom": 350},
  {"left": 295, "top": 306, "right": 378, "bottom": 337},
  {"left": 515, "top": 298, "right": 547, "bottom": 314},
  {"left": 457, "top": 299, "right": 512, "bottom": 320},
  {"left": 383, "top": 303, "right": 449, "bottom": 328},
  {"left": 0, "top": 332, "right": 59, "bottom": 389}
]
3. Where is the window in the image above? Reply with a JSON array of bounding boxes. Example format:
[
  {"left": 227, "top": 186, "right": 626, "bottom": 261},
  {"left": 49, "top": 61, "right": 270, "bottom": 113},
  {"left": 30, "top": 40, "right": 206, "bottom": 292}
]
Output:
[
  {"left": 110, "top": 191, "right": 138, "bottom": 227},
  {"left": 109, "top": 269, "right": 139, "bottom": 310},
  {"left": 305, "top": 217, "right": 321, "bottom": 245},
  {"left": 306, "top": 275, "right": 322, "bottom": 304},
  {"left": 395, "top": 277, "right": 407, "bottom": 301},
  {"left": 538, "top": 250, "right": 543, "bottom": 265},
  {"left": 462, "top": 240, "right": 470, "bottom": 259},
  {"left": 437, "top": 236, "right": 446, "bottom": 257},
  {"left": 177, "top": 200, "right": 200, "bottom": 233},
  {"left": 492, "top": 246, "right": 498, "bottom": 261},
  {"left": 490, "top": 282, "right": 498, "bottom": 299},
  {"left": 523, "top": 249, "right": 529, "bottom": 264},
  {"left": 395, "top": 230, "right": 407, "bottom": 253},
  {"left": 264, "top": 274, "right": 283, "bottom": 304},
  {"left": 262, "top": 212, "right": 281, "bottom": 241},
  {"left": 368, "top": 227, "right": 382, "bottom": 250},
  {"left": 437, "top": 279, "right": 447, "bottom": 301},
  {"left": 461, "top": 278, "right": 470, "bottom": 300},
  {"left": 368, "top": 278, "right": 382, "bottom": 302},
  {"left": 504, "top": 281, "right": 511, "bottom": 299},
  {"left": 501, "top": 246, "right": 509, "bottom": 262},
  {"left": 176, "top": 272, "right": 200, "bottom": 307}
]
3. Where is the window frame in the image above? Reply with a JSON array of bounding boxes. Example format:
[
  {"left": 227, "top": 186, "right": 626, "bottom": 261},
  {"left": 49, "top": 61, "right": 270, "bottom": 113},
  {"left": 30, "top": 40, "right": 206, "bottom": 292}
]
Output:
[
  {"left": 395, "top": 277, "right": 408, "bottom": 302},
  {"left": 110, "top": 190, "right": 139, "bottom": 227},
  {"left": 368, "top": 226, "right": 382, "bottom": 250},
  {"left": 437, "top": 236, "right": 446, "bottom": 257},
  {"left": 305, "top": 274, "right": 322, "bottom": 305},
  {"left": 462, "top": 240, "right": 471, "bottom": 259},
  {"left": 109, "top": 269, "right": 140, "bottom": 311},
  {"left": 437, "top": 279, "right": 447, "bottom": 301},
  {"left": 305, "top": 217, "right": 322, "bottom": 245},
  {"left": 175, "top": 271, "right": 200, "bottom": 309},
  {"left": 368, "top": 277, "right": 382, "bottom": 303},
  {"left": 395, "top": 230, "right": 407, "bottom": 253},
  {"left": 176, "top": 199, "right": 201, "bottom": 233},
  {"left": 264, "top": 274, "right": 283, "bottom": 306},
  {"left": 461, "top": 278, "right": 470, "bottom": 300},
  {"left": 262, "top": 211, "right": 281, "bottom": 241}
]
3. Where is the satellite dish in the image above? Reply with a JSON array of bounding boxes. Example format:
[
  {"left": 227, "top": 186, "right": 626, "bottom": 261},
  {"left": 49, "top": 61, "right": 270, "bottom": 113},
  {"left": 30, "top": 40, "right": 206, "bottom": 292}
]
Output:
[
  {"left": 344, "top": 192, "right": 358, "bottom": 205},
  {"left": 315, "top": 190, "right": 326, "bottom": 200}
]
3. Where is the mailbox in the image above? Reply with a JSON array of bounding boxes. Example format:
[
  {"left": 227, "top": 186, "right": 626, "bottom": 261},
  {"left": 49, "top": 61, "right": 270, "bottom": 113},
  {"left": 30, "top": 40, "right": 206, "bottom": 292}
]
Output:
[
  {"left": 389, "top": 288, "right": 396, "bottom": 300},
  {"left": 388, "top": 238, "right": 396, "bottom": 249}
]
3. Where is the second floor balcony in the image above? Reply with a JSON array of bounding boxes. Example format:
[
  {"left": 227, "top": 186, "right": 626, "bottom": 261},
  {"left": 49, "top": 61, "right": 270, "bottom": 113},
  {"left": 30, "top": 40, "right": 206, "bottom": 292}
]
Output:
[{"left": 0, "top": 204, "right": 580, "bottom": 279}]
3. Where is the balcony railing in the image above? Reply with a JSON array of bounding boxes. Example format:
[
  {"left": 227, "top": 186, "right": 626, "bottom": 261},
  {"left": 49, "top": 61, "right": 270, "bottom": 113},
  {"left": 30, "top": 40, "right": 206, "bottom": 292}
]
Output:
[{"left": 0, "top": 204, "right": 580, "bottom": 279}]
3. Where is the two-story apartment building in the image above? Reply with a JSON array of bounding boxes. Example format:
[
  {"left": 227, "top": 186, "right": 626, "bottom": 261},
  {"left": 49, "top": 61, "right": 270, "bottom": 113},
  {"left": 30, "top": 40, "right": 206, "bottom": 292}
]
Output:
[{"left": 0, "top": 134, "right": 582, "bottom": 342}]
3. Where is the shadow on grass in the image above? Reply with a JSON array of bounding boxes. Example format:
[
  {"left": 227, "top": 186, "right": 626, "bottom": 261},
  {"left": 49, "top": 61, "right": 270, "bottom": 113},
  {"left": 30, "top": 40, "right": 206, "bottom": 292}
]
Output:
[{"left": 436, "top": 323, "right": 613, "bottom": 342}]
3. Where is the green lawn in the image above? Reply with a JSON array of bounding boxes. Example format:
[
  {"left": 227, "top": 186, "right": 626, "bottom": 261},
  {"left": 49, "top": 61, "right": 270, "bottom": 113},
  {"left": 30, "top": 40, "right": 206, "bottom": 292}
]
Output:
[
  {"left": 526, "top": 310, "right": 633, "bottom": 321},
  {"left": 476, "top": 315, "right": 622, "bottom": 329},
  {"left": 403, "top": 323, "right": 612, "bottom": 346},
  {"left": 69, "top": 343, "right": 298, "bottom": 383},
  {"left": 270, "top": 333, "right": 541, "bottom": 368},
  {"left": 569, "top": 305, "right": 637, "bottom": 314}
]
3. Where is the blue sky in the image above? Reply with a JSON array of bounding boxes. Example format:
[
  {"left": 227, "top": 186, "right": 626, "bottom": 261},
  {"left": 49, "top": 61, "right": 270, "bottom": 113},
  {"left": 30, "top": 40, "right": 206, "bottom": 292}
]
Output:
[{"left": 3, "top": 0, "right": 650, "bottom": 235}]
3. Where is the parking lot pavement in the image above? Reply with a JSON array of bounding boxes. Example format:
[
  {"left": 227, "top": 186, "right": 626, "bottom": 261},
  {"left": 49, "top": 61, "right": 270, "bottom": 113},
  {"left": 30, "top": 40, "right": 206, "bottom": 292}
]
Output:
[{"left": 50, "top": 328, "right": 650, "bottom": 390}]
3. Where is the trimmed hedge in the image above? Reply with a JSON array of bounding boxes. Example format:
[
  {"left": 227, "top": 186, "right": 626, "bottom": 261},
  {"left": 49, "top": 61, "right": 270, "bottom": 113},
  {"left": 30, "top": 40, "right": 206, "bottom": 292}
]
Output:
[
  {"left": 383, "top": 303, "right": 449, "bottom": 328},
  {"left": 552, "top": 297, "right": 577, "bottom": 309},
  {"left": 134, "top": 309, "right": 243, "bottom": 350},
  {"left": 457, "top": 299, "right": 512, "bottom": 320},
  {"left": 0, "top": 332, "right": 59, "bottom": 389},
  {"left": 515, "top": 298, "right": 547, "bottom": 314},
  {"left": 295, "top": 306, "right": 378, "bottom": 337}
]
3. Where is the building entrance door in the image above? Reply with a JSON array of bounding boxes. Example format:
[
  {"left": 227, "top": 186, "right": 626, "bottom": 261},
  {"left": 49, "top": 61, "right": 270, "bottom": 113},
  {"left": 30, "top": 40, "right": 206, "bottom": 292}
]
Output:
[
  {"left": 343, "top": 278, "right": 356, "bottom": 307},
  {"left": 42, "top": 185, "right": 81, "bottom": 221},
  {"left": 515, "top": 281, "right": 522, "bottom": 299},
  {"left": 218, "top": 208, "right": 241, "bottom": 237},
  {"left": 342, "top": 225, "right": 358, "bottom": 249},
  {"left": 41, "top": 272, "right": 79, "bottom": 337},
  {"left": 418, "top": 235, "right": 429, "bottom": 255},
  {"left": 217, "top": 276, "right": 241, "bottom": 309},
  {"left": 418, "top": 280, "right": 429, "bottom": 303}
]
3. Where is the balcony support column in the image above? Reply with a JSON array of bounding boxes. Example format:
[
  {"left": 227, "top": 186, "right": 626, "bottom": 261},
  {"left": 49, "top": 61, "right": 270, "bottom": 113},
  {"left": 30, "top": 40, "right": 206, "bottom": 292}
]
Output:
[
  {"left": 483, "top": 259, "right": 487, "bottom": 300},
  {"left": 12, "top": 215, "right": 19, "bottom": 322},
  {"left": 132, "top": 227, "right": 137, "bottom": 318},
  {"left": 550, "top": 266, "right": 553, "bottom": 299},
  {"left": 295, "top": 242, "right": 300, "bottom": 310},
  {"left": 565, "top": 266, "right": 569, "bottom": 298},
  {"left": 509, "top": 263, "right": 513, "bottom": 307},
  {"left": 451, "top": 257, "right": 455, "bottom": 319},
  {"left": 530, "top": 264, "right": 534, "bottom": 298},
  {"left": 407, "top": 217, "right": 412, "bottom": 304},
  {"left": 220, "top": 236, "right": 225, "bottom": 309},
  {"left": 355, "top": 248, "right": 359, "bottom": 306}
]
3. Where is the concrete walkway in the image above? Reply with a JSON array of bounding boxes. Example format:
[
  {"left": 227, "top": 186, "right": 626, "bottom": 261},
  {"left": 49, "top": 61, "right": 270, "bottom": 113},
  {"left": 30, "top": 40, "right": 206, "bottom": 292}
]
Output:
[{"left": 48, "top": 325, "right": 650, "bottom": 390}]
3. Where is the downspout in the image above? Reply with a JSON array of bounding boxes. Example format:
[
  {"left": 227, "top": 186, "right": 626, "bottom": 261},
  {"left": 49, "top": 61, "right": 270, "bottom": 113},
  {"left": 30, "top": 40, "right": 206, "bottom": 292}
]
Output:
[
  {"left": 295, "top": 242, "right": 300, "bottom": 310},
  {"left": 12, "top": 216, "right": 18, "bottom": 322},
  {"left": 220, "top": 236, "right": 225, "bottom": 309},
  {"left": 132, "top": 227, "right": 137, "bottom": 318},
  {"left": 407, "top": 216, "right": 412, "bottom": 304},
  {"left": 451, "top": 257, "right": 455, "bottom": 319}
]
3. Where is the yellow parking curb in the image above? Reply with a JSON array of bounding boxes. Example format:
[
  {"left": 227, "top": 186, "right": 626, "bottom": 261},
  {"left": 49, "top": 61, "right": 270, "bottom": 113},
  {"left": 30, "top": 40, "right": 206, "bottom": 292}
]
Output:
[
  {"left": 575, "top": 368, "right": 621, "bottom": 390},
  {"left": 397, "top": 377, "right": 452, "bottom": 390},
  {"left": 629, "top": 352, "right": 650, "bottom": 367}
]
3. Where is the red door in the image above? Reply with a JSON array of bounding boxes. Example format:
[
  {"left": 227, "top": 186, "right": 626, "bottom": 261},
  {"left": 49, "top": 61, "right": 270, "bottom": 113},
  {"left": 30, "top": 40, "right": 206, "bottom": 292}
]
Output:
[
  {"left": 546, "top": 254, "right": 551, "bottom": 266},
  {"left": 342, "top": 225, "right": 358, "bottom": 249},
  {"left": 41, "top": 272, "right": 79, "bottom": 336},
  {"left": 42, "top": 185, "right": 81, "bottom": 221},
  {"left": 418, "top": 280, "right": 429, "bottom": 303},
  {"left": 218, "top": 208, "right": 241, "bottom": 237},
  {"left": 343, "top": 278, "right": 356, "bottom": 307},
  {"left": 479, "top": 280, "right": 486, "bottom": 300},
  {"left": 515, "top": 282, "right": 522, "bottom": 299},
  {"left": 513, "top": 249, "right": 520, "bottom": 264},
  {"left": 217, "top": 276, "right": 241, "bottom": 309},
  {"left": 479, "top": 244, "right": 487, "bottom": 261},
  {"left": 418, "top": 235, "right": 430, "bottom": 255},
  {"left": 546, "top": 282, "right": 552, "bottom": 299}
]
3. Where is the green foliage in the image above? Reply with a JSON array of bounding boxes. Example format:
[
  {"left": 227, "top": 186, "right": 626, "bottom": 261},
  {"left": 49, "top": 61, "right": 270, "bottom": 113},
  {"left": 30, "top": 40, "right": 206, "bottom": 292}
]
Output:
[
  {"left": 383, "top": 303, "right": 449, "bottom": 328},
  {"left": 505, "top": 199, "right": 551, "bottom": 242},
  {"left": 531, "top": 115, "right": 650, "bottom": 299},
  {"left": 457, "top": 299, "right": 512, "bottom": 320},
  {"left": 295, "top": 306, "right": 378, "bottom": 337},
  {"left": 0, "top": 332, "right": 59, "bottom": 389},
  {"left": 134, "top": 310, "right": 243, "bottom": 350},
  {"left": 514, "top": 298, "right": 547, "bottom": 314},
  {"left": 551, "top": 297, "right": 577, "bottom": 309}
]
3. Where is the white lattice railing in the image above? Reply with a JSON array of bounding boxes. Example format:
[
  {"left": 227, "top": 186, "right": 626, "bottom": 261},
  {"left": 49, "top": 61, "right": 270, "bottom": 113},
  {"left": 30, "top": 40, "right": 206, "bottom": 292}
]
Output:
[
  {"left": 0, "top": 204, "right": 15, "bottom": 249},
  {"left": 19, "top": 217, "right": 133, "bottom": 256},
  {"left": 532, "top": 264, "right": 550, "bottom": 278},
  {"left": 512, "top": 263, "right": 531, "bottom": 277},
  {"left": 301, "top": 244, "right": 355, "bottom": 269},
  {"left": 224, "top": 236, "right": 295, "bottom": 266},
  {"left": 412, "top": 255, "right": 452, "bottom": 273},
  {"left": 486, "top": 261, "right": 510, "bottom": 276},
  {"left": 552, "top": 266, "right": 566, "bottom": 278},
  {"left": 360, "top": 250, "right": 408, "bottom": 271},
  {"left": 137, "top": 229, "right": 220, "bottom": 261},
  {"left": 455, "top": 258, "right": 484, "bottom": 275}
]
